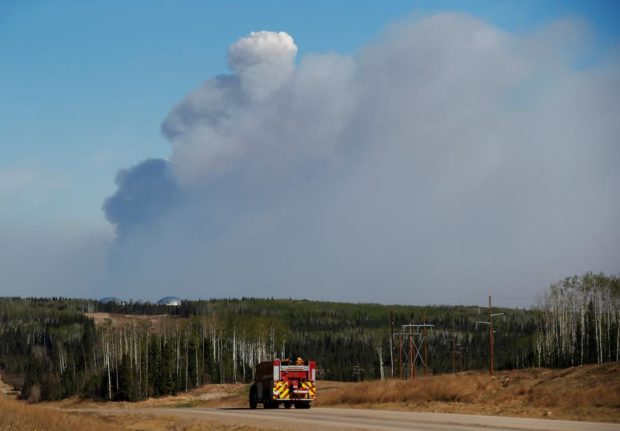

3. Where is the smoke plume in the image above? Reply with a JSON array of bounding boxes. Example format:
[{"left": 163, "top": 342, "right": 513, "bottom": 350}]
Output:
[{"left": 103, "top": 14, "right": 620, "bottom": 305}]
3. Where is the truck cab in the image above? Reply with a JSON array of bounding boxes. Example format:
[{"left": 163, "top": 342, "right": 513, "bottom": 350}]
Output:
[{"left": 249, "top": 358, "right": 317, "bottom": 409}]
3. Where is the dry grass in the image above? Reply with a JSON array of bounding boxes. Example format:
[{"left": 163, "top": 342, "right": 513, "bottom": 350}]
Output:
[
  {"left": 315, "top": 363, "right": 620, "bottom": 422},
  {"left": 84, "top": 313, "right": 186, "bottom": 333},
  {"left": 317, "top": 373, "right": 489, "bottom": 405},
  {"left": 0, "top": 396, "right": 123, "bottom": 431},
  {"left": 0, "top": 396, "right": 274, "bottom": 431}
]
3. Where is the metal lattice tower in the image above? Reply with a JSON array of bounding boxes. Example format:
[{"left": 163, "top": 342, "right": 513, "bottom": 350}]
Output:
[{"left": 393, "top": 321, "right": 434, "bottom": 379}]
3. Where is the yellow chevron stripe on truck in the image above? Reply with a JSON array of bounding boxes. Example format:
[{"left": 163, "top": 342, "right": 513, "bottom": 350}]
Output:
[
  {"left": 281, "top": 387, "right": 290, "bottom": 399},
  {"left": 301, "top": 381, "right": 316, "bottom": 398},
  {"left": 301, "top": 381, "right": 313, "bottom": 391},
  {"left": 273, "top": 381, "right": 290, "bottom": 399},
  {"left": 273, "top": 380, "right": 317, "bottom": 400}
]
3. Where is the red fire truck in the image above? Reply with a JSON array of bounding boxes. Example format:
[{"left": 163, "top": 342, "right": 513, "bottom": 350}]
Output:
[{"left": 249, "top": 358, "right": 317, "bottom": 409}]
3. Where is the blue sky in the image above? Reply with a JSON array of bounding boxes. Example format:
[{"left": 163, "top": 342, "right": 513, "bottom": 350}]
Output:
[
  {"left": 0, "top": 1, "right": 618, "bottom": 303},
  {"left": 1, "top": 0, "right": 618, "bottom": 227}
]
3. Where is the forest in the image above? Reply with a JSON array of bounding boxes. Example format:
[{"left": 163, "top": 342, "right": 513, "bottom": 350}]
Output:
[{"left": 0, "top": 272, "right": 617, "bottom": 402}]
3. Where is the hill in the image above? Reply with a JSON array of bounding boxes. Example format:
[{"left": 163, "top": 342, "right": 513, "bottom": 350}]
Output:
[
  {"left": 1, "top": 273, "right": 618, "bottom": 403},
  {"left": 316, "top": 363, "right": 620, "bottom": 422}
]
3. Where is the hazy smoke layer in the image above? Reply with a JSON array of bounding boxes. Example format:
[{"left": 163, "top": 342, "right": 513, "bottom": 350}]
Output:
[
  {"left": 103, "top": 14, "right": 620, "bottom": 305},
  {"left": 0, "top": 226, "right": 110, "bottom": 298}
]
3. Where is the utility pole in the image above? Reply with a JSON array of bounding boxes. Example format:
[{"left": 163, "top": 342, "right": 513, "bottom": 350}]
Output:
[
  {"left": 390, "top": 311, "right": 395, "bottom": 379},
  {"left": 399, "top": 334, "right": 403, "bottom": 379},
  {"left": 423, "top": 315, "right": 429, "bottom": 376},
  {"left": 489, "top": 296, "right": 494, "bottom": 376},
  {"left": 476, "top": 295, "right": 504, "bottom": 376},
  {"left": 409, "top": 333, "right": 414, "bottom": 379}
]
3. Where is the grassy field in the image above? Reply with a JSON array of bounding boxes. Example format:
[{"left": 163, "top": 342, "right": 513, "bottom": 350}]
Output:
[
  {"left": 84, "top": 312, "right": 184, "bottom": 332},
  {"left": 0, "top": 396, "right": 273, "bottom": 431},
  {"left": 315, "top": 363, "right": 620, "bottom": 422},
  {"left": 0, "top": 397, "right": 124, "bottom": 431}
]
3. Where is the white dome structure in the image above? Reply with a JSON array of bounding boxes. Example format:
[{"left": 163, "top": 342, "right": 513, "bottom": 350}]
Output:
[{"left": 156, "top": 296, "right": 182, "bottom": 306}]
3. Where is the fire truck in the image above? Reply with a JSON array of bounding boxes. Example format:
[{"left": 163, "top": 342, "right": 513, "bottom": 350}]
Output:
[{"left": 249, "top": 358, "right": 317, "bottom": 409}]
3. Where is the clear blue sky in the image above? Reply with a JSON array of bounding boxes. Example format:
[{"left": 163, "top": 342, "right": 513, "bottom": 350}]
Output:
[{"left": 0, "top": 0, "right": 618, "bottom": 227}]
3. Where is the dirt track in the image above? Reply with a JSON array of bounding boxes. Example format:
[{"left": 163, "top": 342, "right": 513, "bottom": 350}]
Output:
[
  {"left": 0, "top": 371, "right": 18, "bottom": 400},
  {"left": 75, "top": 407, "right": 620, "bottom": 431},
  {"left": 0, "top": 378, "right": 12, "bottom": 399}
]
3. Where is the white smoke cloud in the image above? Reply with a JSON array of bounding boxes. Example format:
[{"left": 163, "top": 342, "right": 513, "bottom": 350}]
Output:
[
  {"left": 104, "top": 16, "right": 620, "bottom": 306},
  {"left": 162, "top": 31, "right": 298, "bottom": 186},
  {"left": 227, "top": 31, "right": 297, "bottom": 100}
]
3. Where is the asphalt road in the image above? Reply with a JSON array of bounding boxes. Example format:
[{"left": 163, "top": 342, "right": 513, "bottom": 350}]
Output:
[{"left": 83, "top": 406, "right": 620, "bottom": 431}]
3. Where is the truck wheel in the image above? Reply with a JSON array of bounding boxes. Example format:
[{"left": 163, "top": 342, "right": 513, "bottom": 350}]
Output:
[
  {"left": 284, "top": 401, "right": 292, "bottom": 409},
  {"left": 263, "top": 394, "right": 275, "bottom": 409},
  {"left": 294, "top": 401, "right": 310, "bottom": 409},
  {"left": 249, "top": 387, "right": 258, "bottom": 409}
]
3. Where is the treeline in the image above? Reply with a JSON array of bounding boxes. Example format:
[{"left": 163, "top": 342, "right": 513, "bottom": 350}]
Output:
[
  {"left": 0, "top": 297, "right": 539, "bottom": 401},
  {"left": 0, "top": 273, "right": 617, "bottom": 402},
  {"left": 536, "top": 272, "right": 620, "bottom": 367},
  {"left": 0, "top": 298, "right": 97, "bottom": 401}
]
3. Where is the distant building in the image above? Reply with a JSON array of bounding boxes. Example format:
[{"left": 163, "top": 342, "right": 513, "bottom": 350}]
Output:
[{"left": 156, "top": 296, "right": 182, "bottom": 306}]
